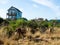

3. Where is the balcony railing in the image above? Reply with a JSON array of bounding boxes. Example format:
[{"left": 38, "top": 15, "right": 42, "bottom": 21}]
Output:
[{"left": 7, "top": 13, "right": 16, "bottom": 16}]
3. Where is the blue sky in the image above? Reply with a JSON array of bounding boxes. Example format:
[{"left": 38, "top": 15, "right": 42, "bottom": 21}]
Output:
[{"left": 0, "top": 0, "right": 60, "bottom": 20}]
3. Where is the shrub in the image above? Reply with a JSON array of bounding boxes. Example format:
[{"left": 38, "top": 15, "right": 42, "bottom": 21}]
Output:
[{"left": 3, "top": 26, "right": 14, "bottom": 38}]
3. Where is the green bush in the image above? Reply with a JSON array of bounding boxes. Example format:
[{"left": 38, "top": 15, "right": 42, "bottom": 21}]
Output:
[{"left": 27, "top": 20, "right": 38, "bottom": 29}]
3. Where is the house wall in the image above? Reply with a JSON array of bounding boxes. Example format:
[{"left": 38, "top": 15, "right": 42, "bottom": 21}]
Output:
[
  {"left": 7, "top": 8, "right": 22, "bottom": 19},
  {"left": 16, "top": 11, "right": 22, "bottom": 19}
]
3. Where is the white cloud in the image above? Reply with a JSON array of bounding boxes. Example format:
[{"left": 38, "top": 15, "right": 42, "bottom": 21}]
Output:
[
  {"left": 32, "top": 0, "right": 60, "bottom": 16},
  {"left": 0, "top": 8, "right": 7, "bottom": 19},
  {"left": 0, "top": 0, "right": 8, "bottom": 4},
  {"left": 33, "top": 4, "right": 38, "bottom": 8}
]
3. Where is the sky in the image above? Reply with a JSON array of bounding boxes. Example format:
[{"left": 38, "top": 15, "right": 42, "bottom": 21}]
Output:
[{"left": 0, "top": 0, "right": 60, "bottom": 20}]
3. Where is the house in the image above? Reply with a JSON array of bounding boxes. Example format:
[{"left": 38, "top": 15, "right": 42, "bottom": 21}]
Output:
[{"left": 7, "top": 6, "right": 22, "bottom": 20}]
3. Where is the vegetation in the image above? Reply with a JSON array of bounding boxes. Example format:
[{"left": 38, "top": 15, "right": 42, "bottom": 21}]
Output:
[
  {"left": 0, "top": 17, "right": 60, "bottom": 45},
  {"left": 0, "top": 17, "right": 60, "bottom": 34}
]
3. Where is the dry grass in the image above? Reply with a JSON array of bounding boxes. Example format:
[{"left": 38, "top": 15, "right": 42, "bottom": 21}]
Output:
[{"left": 0, "top": 27, "right": 60, "bottom": 45}]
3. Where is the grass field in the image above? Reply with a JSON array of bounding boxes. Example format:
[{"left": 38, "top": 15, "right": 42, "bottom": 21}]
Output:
[{"left": 0, "top": 27, "right": 60, "bottom": 45}]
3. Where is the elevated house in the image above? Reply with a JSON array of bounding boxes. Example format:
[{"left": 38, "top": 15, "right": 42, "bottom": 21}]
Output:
[{"left": 7, "top": 6, "right": 22, "bottom": 20}]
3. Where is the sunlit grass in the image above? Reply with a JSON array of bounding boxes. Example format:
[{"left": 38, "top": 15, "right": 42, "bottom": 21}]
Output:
[{"left": 0, "top": 27, "right": 60, "bottom": 45}]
